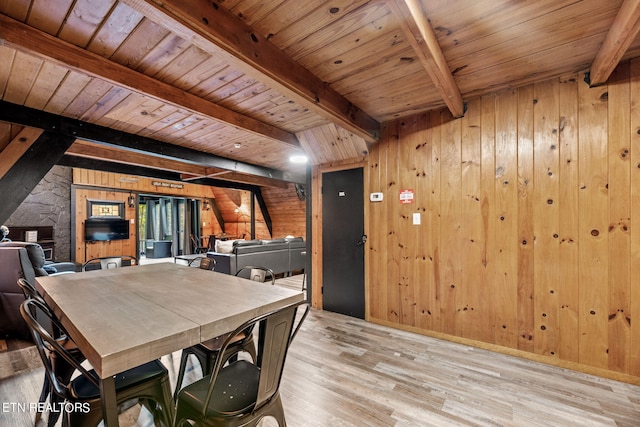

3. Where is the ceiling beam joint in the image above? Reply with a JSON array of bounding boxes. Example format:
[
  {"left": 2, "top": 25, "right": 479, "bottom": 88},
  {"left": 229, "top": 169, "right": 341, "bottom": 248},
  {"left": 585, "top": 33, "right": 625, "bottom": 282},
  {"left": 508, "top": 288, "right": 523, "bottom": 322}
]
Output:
[
  {"left": 0, "top": 13, "right": 299, "bottom": 147},
  {"left": 588, "top": 0, "right": 640, "bottom": 86},
  {"left": 390, "top": 0, "right": 465, "bottom": 118},
  {"left": 0, "top": 100, "right": 305, "bottom": 184},
  {"left": 121, "top": 0, "right": 380, "bottom": 142}
]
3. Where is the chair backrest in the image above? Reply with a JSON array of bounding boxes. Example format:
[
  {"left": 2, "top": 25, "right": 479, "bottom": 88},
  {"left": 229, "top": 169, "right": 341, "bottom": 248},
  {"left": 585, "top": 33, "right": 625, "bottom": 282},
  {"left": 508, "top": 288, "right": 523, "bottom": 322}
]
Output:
[
  {"left": 82, "top": 256, "right": 137, "bottom": 271},
  {"left": 199, "top": 257, "right": 216, "bottom": 271},
  {"left": 235, "top": 265, "right": 275, "bottom": 285},
  {"left": 187, "top": 256, "right": 216, "bottom": 270},
  {"left": 190, "top": 234, "right": 199, "bottom": 250},
  {"left": 18, "top": 278, "right": 68, "bottom": 338},
  {"left": 101, "top": 257, "right": 121, "bottom": 269},
  {"left": 207, "top": 235, "right": 216, "bottom": 250},
  {"left": 200, "top": 300, "right": 303, "bottom": 416},
  {"left": 17, "top": 277, "right": 40, "bottom": 301},
  {"left": 20, "top": 298, "right": 97, "bottom": 397}
]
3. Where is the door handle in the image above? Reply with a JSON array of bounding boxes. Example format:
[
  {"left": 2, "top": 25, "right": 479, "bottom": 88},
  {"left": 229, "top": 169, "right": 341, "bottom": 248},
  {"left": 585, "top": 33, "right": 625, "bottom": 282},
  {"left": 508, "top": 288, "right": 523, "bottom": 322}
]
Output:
[{"left": 356, "top": 234, "right": 367, "bottom": 246}]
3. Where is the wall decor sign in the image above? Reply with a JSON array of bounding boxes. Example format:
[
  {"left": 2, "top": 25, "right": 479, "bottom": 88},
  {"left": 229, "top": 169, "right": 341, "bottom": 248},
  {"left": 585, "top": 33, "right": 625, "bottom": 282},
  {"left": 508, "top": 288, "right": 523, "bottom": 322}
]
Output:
[
  {"left": 399, "top": 189, "right": 414, "bottom": 204},
  {"left": 152, "top": 181, "right": 184, "bottom": 189}
]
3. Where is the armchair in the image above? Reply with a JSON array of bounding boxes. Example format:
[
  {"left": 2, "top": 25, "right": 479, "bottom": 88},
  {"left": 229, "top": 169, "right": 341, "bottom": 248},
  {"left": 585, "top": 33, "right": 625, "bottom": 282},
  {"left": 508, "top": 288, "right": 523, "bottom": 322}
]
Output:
[{"left": 0, "top": 242, "right": 77, "bottom": 340}]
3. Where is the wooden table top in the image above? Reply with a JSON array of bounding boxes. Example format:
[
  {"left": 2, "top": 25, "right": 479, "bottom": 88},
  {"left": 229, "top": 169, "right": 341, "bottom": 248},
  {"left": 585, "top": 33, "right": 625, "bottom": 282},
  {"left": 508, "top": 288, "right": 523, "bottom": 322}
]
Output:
[{"left": 35, "top": 262, "right": 304, "bottom": 378}]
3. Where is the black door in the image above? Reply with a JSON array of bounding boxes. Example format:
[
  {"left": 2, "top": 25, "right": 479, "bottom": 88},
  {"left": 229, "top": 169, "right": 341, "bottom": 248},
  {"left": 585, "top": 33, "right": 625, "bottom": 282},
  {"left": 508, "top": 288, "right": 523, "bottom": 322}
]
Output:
[{"left": 322, "top": 168, "right": 365, "bottom": 318}]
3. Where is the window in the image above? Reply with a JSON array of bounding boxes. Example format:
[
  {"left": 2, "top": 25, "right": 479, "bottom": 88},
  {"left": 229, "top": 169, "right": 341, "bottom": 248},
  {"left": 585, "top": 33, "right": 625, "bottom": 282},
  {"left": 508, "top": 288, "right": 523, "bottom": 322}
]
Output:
[{"left": 87, "top": 200, "right": 125, "bottom": 219}]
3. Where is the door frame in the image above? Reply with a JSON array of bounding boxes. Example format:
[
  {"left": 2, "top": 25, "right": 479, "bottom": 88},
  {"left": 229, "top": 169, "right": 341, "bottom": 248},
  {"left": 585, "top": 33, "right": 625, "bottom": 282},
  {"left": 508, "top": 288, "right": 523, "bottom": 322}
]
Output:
[{"left": 310, "top": 159, "right": 369, "bottom": 319}]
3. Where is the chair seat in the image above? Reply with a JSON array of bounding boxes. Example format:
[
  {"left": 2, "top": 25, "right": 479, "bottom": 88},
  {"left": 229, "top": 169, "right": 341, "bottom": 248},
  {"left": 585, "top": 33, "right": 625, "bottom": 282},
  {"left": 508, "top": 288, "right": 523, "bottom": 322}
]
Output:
[
  {"left": 57, "top": 336, "right": 79, "bottom": 351},
  {"left": 71, "top": 360, "right": 168, "bottom": 400},
  {"left": 174, "top": 302, "right": 304, "bottom": 427},
  {"left": 178, "top": 360, "right": 259, "bottom": 417},
  {"left": 173, "top": 329, "right": 256, "bottom": 401},
  {"left": 198, "top": 330, "right": 249, "bottom": 352}
]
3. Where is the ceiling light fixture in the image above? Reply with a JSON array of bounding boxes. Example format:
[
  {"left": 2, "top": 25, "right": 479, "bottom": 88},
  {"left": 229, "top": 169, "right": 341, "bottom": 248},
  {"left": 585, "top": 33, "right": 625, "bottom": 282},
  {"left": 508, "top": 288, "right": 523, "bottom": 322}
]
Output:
[{"left": 289, "top": 155, "right": 308, "bottom": 164}]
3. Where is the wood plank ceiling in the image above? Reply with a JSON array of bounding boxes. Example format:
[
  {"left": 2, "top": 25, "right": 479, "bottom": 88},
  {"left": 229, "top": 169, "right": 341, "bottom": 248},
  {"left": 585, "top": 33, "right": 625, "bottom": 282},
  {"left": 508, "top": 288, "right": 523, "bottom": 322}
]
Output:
[{"left": 1, "top": 0, "right": 640, "bottom": 186}]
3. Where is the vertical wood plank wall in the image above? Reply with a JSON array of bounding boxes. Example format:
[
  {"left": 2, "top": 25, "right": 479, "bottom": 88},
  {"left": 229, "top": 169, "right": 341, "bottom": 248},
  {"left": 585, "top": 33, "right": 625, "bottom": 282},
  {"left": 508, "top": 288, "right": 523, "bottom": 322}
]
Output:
[
  {"left": 73, "top": 169, "right": 219, "bottom": 263},
  {"left": 261, "top": 185, "right": 306, "bottom": 238},
  {"left": 366, "top": 61, "right": 640, "bottom": 383},
  {"left": 72, "top": 169, "right": 306, "bottom": 262},
  {"left": 75, "top": 187, "right": 138, "bottom": 262}
]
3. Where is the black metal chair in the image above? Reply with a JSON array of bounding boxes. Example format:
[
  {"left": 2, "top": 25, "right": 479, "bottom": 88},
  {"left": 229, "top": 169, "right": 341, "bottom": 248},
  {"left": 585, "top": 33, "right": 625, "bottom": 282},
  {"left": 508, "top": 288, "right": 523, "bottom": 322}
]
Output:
[
  {"left": 234, "top": 265, "right": 276, "bottom": 284},
  {"left": 82, "top": 255, "right": 137, "bottom": 271},
  {"left": 17, "top": 278, "right": 86, "bottom": 427},
  {"left": 174, "top": 300, "right": 305, "bottom": 427},
  {"left": 20, "top": 298, "right": 175, "bottom": 427},
  {"left": 172, "top": 266, "right": 275, "bottom": 401},
  {"left": 188, "top": 256, "right": 216, "bottom": 271},
  {"left": 190, "top": 234, "right": 208, "bottom": 254}
]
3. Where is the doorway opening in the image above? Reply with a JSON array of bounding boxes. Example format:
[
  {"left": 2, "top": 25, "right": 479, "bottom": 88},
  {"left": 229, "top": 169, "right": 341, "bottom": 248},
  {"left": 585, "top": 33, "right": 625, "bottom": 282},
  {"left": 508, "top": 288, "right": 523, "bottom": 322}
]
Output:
[{"left": 138, "top": 196, "right": 202, "bottom": 259}]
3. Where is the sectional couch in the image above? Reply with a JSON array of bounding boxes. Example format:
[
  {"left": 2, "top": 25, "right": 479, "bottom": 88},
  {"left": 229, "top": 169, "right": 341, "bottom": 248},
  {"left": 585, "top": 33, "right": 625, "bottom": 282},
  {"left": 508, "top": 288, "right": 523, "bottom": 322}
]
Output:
[{"left": 207, "top": 237, "right": 306, "bottom": 276}]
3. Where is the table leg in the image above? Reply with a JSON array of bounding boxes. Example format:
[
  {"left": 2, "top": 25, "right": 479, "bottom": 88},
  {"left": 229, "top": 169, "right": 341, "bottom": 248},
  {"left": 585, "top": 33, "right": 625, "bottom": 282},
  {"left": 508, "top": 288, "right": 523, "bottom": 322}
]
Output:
[{"left": 100, "top": 375, "right": 119, "bottom": 426}]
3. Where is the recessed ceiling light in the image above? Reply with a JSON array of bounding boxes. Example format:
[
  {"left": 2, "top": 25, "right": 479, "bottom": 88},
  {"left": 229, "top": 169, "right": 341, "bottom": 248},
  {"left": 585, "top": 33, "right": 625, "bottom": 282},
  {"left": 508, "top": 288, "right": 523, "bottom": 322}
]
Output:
[
  {"left": 234, "top": 143, "right": 242, "bottom": 148},
  {"left": 289, "top": 155, "right": 308, "bottom": 164}
]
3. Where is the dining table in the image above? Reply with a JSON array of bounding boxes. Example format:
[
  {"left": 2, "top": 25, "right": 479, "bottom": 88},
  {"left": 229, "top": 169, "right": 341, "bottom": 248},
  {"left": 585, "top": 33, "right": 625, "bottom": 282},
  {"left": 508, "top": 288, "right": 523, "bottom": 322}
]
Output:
[{"left": 35, "top": 262, "right": 304, "bottom": 426}]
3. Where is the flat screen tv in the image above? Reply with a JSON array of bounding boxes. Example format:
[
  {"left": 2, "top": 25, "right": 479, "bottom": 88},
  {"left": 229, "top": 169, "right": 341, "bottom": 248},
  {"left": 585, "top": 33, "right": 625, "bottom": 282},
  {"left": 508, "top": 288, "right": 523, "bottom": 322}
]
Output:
[{"left": 84, "top": 218, "right": 130, "bottom": 242}]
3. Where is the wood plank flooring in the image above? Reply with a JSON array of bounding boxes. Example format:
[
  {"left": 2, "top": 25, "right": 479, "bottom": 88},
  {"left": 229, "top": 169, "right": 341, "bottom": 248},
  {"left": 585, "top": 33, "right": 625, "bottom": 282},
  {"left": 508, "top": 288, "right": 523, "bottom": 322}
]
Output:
[{"left": 1, "top": 274, "right": 640, "bottom": 426}]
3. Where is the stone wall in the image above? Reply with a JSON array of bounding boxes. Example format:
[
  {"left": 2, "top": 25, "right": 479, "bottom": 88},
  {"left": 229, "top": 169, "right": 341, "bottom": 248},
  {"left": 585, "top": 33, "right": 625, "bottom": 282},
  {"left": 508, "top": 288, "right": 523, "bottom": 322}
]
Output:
[{"left": 5, "top": 165, "right": 72, "bottom": 261}]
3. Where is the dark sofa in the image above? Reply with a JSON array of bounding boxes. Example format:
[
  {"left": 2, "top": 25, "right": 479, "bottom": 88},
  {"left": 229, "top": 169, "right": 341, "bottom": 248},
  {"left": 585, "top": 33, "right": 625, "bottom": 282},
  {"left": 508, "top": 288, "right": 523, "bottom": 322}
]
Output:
[{"left": 208, "top": 237, "right": 306, "bottom": 276}]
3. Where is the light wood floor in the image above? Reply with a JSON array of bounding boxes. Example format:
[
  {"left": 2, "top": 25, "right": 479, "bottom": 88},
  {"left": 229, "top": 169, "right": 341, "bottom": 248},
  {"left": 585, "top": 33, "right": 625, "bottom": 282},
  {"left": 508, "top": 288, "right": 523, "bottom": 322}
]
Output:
[{"left": 2, "top": 274, "right": 640, "bottom": 426}]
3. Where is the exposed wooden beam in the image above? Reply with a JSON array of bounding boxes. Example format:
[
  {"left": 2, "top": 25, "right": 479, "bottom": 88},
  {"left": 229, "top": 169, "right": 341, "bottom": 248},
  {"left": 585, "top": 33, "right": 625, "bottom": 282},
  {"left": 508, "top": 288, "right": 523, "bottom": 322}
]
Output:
[
  {"left": 67, "top": 140, "right": 212, "bottom": 176},
  {"left": 207, "top": 197, "right": 225, "bottom": 234},
  {"left": 587, "top": 0, "right": 640, "bottom": 86},
  {"left": 59, "top": 155, "right": 265, "bottom": 193},
  {"left": 254, "top": 188, "right": 273, "bottom": 237},
  {"left": 181, "top": 170, "right": 232, "bottom": 181},
  {"left": 0, "top": 100, "right": 306, "bottom": 184},
  {"left": 180, "top": 170, "right": 289, "bottom": 188},
  {"left": 120, "top": 0, "right": 380, "bottom": 142},
  {"left": 0, "top": 127, "right": 42, "bottom": 180},
  {"left": 0, "top": 132, "right": 75, "bottom": 224},
  {"left": 390, "top": 0, "right": 465, "bottom": 118},
  {"left": 67, "top": 140, "right": 289, "bottom": 188},
  {"left": 0, "top": 13, "right": 299, "bottom": 147}
]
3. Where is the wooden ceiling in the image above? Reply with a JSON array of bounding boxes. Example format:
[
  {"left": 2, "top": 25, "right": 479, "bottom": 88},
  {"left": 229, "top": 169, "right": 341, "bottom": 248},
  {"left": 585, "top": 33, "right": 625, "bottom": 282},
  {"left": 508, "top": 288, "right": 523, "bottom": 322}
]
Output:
[{"left": 1, "top": 0, "right": 640, "bottom": 186}]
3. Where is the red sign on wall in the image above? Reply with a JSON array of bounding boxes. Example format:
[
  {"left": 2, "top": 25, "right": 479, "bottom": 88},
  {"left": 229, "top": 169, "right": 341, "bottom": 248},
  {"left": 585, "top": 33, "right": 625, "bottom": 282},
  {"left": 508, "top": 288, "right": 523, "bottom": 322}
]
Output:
[{"left": 399, "top": 189, "right": 414, "bottom": 204}]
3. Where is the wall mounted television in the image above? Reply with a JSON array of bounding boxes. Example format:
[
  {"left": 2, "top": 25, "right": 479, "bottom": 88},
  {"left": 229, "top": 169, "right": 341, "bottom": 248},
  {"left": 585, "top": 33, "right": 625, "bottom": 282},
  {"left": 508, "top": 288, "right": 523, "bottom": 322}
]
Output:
[{"left": 84, "top": 218, "right": 130, "bottom": 242}]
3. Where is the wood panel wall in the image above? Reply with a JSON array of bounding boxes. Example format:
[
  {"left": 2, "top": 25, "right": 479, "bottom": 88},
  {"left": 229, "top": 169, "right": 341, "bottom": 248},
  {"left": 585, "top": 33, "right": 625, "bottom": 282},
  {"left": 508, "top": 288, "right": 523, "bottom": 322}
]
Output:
[
  {"left": 365, "top": 60, "right": 640, "bottom": 384},
  {"left": 262, "top": 184, "right": 306, "bottom": 238},
  {"left": 74, "top": 187, "right": 138, "bottom": 263},
  {"left": 72, "top": 169, "right": 306, "bottom": 261}
]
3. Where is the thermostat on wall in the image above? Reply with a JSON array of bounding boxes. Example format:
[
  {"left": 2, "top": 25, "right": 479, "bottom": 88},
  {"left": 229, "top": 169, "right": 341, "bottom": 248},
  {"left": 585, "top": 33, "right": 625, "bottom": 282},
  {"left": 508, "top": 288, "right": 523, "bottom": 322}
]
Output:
[{"left": 370, "top": 192, "right": 383, "bottom": 202}]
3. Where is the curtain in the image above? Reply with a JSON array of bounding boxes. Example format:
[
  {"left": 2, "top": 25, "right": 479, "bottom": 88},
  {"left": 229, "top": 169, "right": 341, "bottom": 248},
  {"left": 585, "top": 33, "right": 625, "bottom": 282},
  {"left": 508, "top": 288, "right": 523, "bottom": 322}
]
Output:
[
  {"left": 184, "top": 200, "right": 194, "bottom": 254},
  {"left": 187, "top": 200, "right": 201, "bottom": 254},
  {"left": 158, "top": 198, "right": 169, "bottom": 240},
  {"left": 143, "top": 196, "right": 197, "bottom": 255},
  {"left": 171, "top": 198, "right": 183, "bottom": 256},
  {"left": 145, "top": 199, "right": 156, "bottom": 240}
]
